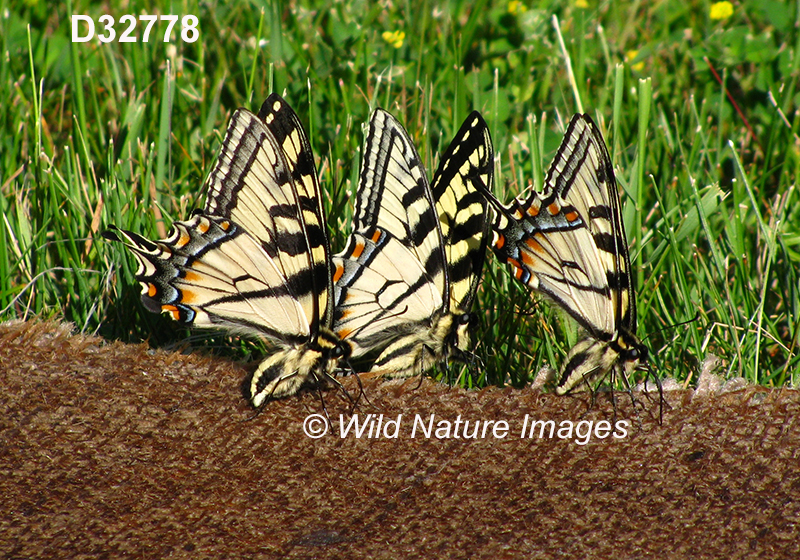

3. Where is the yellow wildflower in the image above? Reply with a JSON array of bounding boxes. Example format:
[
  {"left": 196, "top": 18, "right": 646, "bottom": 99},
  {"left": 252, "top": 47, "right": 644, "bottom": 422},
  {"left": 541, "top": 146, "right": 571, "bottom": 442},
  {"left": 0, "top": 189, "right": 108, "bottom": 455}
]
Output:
[
  {"left": 710, "top": 1, "right": 733, "bottom": 20},
  {"left": 626, "top": 50, "right": 644, "bottom": 72},
  {"left": 508, "top": 1, "right": 528, "bottom": 14},
  {"left": 575, "top": 0, "right": 589, "bottom": 8},
  {"left": 382, "top": 30, "right": 405, "bottom": 49}
]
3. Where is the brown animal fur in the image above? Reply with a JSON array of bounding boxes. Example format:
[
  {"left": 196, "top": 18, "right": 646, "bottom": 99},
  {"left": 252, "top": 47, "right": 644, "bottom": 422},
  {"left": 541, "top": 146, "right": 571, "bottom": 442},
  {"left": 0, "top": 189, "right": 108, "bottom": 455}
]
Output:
[{"left": 1, "top": 320, "right": 798, "bottom": 558}]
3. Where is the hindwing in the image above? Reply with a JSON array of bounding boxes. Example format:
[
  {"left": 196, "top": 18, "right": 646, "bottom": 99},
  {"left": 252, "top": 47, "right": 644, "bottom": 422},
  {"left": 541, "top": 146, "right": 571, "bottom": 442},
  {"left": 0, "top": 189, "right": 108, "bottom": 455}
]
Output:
[{"left": 105, "top": 94, "right": 347, "bottom": 406}]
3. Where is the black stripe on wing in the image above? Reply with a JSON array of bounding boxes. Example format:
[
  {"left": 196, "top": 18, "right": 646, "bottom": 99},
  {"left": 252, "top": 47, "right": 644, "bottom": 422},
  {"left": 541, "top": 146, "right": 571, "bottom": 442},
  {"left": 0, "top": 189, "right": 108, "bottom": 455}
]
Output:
[
  {"left": 257, "top": 95, "right": 331, "bottom": 270},
  {"left": 352, "top": 110, "right": 443, "bottom": 258},
  {"left": 553, "top": 114, "right": 637, "bottom": 336},
  {"left": 256, "top": 94, "right": 334, "bottom": 333}
]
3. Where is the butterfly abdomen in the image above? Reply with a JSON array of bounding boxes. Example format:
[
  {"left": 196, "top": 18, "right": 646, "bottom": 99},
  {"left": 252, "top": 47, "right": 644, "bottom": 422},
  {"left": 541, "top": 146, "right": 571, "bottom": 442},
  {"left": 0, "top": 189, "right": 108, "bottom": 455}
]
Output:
[
  {"left": 245, "top": 327, "right": 349, "bottom": 406},
  {"left": 369, "top": 311, "right": 471, "bottom": 378}
]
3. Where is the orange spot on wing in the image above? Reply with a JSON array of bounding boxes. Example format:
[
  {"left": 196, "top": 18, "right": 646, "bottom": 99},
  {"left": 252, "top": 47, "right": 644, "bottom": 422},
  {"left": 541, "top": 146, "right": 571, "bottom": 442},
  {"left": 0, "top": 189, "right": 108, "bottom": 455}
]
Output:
[
  {"left": 337, "top": 328, "right": 353, "bottom": 340},
  {"left": 184, "top": 271, "right": 201, "bottom": 282},
  {"left": 197, "top": 220, "right": 209, "bottom": 234},
  {"left": 148, "top": 284, "right": 157, "bottom": 297},
  {"left": 527, "top": 205, "right": 539, "bottom": 217},
  {"left": 371, "top": 229, "right": 382, "bottom": 243},
  {"left": 333, "top": 264, "right": 344, "bottom": 282},
  {"left": 180, "top": 289, "right": 196, "bottom": 304},
  {"left": 548, "top": 202, "right": 560, "bottom": 215},
  {"left": 565, "top": 210, "right": 579, "bottom": 223},
  {"left": 178, "top": 231, "right": 191, "bottom": 246},
  {"left": 351, "top": 242, "right": 365, "bottom": 259},
  {"left": 162, "top": 304, "right": 180, "bottom": 321},
  {"left": 495, "top": 234, "right": 506, "bottom": 250},
  {"left": 525, "top": 237, "right": 543, "bottom": 253},
  {"left": 520, "top": 251, "right": 536, "bottom": 266}
]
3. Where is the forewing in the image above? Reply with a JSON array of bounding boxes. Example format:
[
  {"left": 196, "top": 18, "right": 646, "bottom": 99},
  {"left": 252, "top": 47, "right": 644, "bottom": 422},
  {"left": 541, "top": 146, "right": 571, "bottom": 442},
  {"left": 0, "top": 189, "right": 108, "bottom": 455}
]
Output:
[
  {"left": 476, "top": 114, "right": 630, "bottom": 341},
  {"left": 258, "top": 95, "right": 334, "bottom": 328},
  {"left": 431, "top": 111, "right": 492, "bottom": 312},
  {"left": 203, "top": 95, "right": 328, "bottom": 335},
  {"left": 541, "top": 114, "right": 635, "bottom": 336},
  {"left": 351, "top": 109, "right": 446, "bottom": 299}
]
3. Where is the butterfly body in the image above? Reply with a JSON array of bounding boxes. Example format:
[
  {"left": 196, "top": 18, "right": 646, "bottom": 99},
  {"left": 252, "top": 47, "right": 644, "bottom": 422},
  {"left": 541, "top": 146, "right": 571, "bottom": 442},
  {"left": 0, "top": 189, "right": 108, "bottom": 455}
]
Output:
[{"left": 556, "top": 328, "right": 647, "bottom": 395}]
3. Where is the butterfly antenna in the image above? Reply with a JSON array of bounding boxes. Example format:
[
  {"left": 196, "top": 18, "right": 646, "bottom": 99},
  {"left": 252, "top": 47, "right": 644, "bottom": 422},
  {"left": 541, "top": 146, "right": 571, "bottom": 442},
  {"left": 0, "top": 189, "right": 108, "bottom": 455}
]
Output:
[
  {"left": 412, "top": 350, "right": 430, "bottom": 391},
  {"left": 616, "top": 365, "right": 643, "bottom": 430},
  {"left": 243, "top": 404, "right": 265, "bottom": 422},
  {"left": 653, "top": 367, "right": 666, "bottom": 425},
  {"left": 453, "top": 347, "right": 485, "bottom": 388},
  {"left": 635, "top": 315, "right": 695, "bottom": 425},
  {"left": 319, "top": 360, "right": 363, "bottom": 415},
  {"left": 412, "top": 343, "right": 443, "bottom": 390},
  {"left": 327, "top": 373, "right": 358, "bottom": 411},
  {"left": 575, "top": 363, "right": 626, "bottom": 424},
  {"left": 467, "top": 349, "right": 486, "bottom": 384},
  {"left": 351, "top": 369, "right": 370, "bottom": 411},
  {"left": 641, "top": 312, "right": 701, "bottom": 343}
]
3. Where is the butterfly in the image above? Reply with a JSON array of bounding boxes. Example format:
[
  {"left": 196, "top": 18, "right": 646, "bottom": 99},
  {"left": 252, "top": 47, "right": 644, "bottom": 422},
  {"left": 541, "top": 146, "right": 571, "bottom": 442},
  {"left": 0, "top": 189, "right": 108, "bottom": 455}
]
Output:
[
  {"left": 474, "top": 113, "right": 649, "bottom": 395},
  {"left": 104, "top": 93, "right": 351, "bottom": 407},
  {"left": 332, "top": 109, "right": 493, "bottom": 378}
]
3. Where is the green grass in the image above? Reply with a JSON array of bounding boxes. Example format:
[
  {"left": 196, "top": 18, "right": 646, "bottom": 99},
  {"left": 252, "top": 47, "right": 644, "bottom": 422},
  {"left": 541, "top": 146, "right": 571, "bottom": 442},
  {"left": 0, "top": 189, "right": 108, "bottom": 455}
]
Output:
[{"left": 2, "top": 0, "right": 798, "bottom": 390}]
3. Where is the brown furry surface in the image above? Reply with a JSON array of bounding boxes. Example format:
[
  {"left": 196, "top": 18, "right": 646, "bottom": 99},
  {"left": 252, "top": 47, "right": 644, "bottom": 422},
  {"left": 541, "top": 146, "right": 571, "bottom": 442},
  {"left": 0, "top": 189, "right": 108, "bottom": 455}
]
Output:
[{"left": 1, "top": 320, "right": 799, "bottom": 559}]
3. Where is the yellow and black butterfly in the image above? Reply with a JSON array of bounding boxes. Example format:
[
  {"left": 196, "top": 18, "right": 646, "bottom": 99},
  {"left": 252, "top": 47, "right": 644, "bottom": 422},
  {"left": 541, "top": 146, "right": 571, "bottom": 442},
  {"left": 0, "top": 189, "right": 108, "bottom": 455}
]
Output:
[
  {"left": 474, "top": 113, "right": 649, "bottom": 394},
  {"left": 333, "top": 109, "right": 493, "bottom": 378},
  {"left": 104, "top": 93, "right": 350, "bottom": 407}
]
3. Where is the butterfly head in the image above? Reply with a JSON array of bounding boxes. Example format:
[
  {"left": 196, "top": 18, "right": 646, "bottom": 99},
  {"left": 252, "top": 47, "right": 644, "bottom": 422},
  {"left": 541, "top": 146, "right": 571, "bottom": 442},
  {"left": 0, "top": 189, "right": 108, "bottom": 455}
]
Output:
[
  {"left": 614, "top": 331, "right": 649, "bottom": 371},
  {"left": 626, "top": 342, "right": 647, "bottom": 367},
  {"left": 454, "top": 310, "right": 477, "bottom": 348}
]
